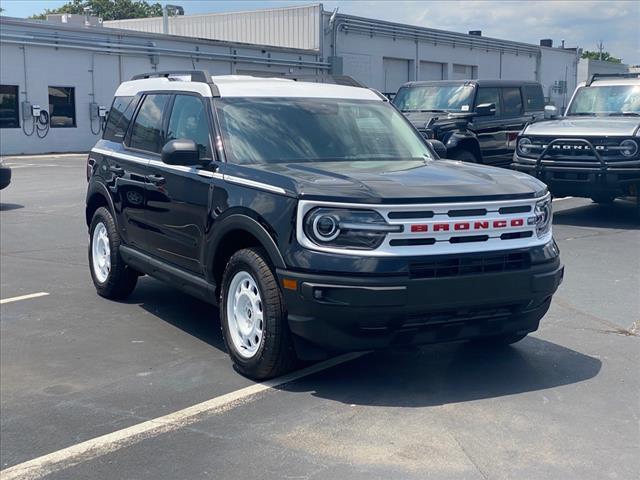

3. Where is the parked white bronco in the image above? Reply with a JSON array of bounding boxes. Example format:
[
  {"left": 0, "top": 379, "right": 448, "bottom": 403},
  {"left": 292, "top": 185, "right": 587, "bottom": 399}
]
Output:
[{"left": 513, "top": 73, "right": 640, "bottom": 205}]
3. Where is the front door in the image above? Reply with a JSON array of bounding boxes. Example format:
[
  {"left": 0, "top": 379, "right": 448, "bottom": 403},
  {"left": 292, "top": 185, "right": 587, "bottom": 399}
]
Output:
[
  {"left": 144, "top": 93, "right": 218, "bottom": 274},
  {"left": 471, "top": 86, "right": 504, "bottom": 165},
  {"left": 499, "top": 87, "right": 528, "bottom": 166}
]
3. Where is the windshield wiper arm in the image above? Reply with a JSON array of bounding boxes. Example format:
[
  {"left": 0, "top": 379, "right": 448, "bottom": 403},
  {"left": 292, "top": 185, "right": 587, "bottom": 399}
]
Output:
[
  {"left": 401, "top": 109, "right": 448, "bottom": 113},
  {"left": 609, "top": 112, "right": 640, "bottom": 117},
  {"left": 567, "top": 112, "right": 596, "bottom": 116}
]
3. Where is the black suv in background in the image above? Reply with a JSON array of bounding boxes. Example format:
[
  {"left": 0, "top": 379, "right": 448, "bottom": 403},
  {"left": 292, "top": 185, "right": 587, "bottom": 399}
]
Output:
[
  {"left": 394, "top": 80, "right": 546, "bottom": 167},
  {"left": 86, "top": 71, "right": 563, "bottom": 380}
]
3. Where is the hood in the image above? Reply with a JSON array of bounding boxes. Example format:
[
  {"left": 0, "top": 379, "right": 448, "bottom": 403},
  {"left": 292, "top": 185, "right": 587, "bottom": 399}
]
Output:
[
  {"left": 240, "top": 160, "right": 546, "bottom": 203},
  {"left": 524, "top": 117, "right": 639, "bottom": 137},
  {"left": 400, "top": 111, "right": 470, "bottom": 130}
]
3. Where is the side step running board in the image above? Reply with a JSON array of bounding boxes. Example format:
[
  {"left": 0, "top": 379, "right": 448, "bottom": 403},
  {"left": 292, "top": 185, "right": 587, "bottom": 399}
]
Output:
[{"left": 120, "top": 245, "right": 217, "bottom": 305}]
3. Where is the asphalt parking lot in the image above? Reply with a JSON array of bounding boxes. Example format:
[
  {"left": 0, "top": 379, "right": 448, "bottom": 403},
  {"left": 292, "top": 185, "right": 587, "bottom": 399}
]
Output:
[{"left": 1, "top": 154, "right": 639, "bottom": 480}]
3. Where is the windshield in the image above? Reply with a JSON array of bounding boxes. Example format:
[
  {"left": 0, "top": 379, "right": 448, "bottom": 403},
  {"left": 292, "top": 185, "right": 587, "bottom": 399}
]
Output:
[
  {"left": 215, "top": 98, "right": 433, "bottom": 165},
  {"left": 392, "top": 84, "right": 475, "bottom": 112},
  {"left": 566, "top": 85, "right": 640, "bottom": 116}
]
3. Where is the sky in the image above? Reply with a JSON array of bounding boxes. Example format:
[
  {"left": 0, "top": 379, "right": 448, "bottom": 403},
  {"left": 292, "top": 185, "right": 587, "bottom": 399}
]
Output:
[{"left": 1, "top": 0, "right": 638, "bottom": 64}]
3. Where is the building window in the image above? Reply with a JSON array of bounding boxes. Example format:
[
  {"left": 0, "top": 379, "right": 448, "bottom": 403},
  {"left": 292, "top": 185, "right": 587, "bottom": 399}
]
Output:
[
  {"left": 0, "top": 85, "right": 20, "bottom": 128},
  {"left": 48, "top": 86, "right": 76, "bottom": 128}
]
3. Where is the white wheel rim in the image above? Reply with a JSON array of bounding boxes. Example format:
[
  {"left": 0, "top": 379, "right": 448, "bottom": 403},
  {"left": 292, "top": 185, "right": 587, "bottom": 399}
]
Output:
[
  {"left": 91, "top": 222, "right": 111, "bottom": 283},
  {"left": 226, "top": 271, "right": 264, "bottom": 359}
]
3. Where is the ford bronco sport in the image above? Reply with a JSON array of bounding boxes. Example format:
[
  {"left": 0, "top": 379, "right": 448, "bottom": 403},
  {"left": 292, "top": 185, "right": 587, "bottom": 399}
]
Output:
[
  {"left": 394, "top": 80, "right": 545, "bottom": 166},
  {"left": 513, "top": 73, "right": 640, "bottom": 204},
  {"left": 86, "top": 71, "right": 563, "bottom": 379}
]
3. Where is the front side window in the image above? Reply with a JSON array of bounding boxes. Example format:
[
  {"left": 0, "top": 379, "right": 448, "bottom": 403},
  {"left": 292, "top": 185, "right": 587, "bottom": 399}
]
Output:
[
  {"left": 166, "top": 95, "right": 211, "bottom": 159},
  {"left": 393, "top": 84, "right": 475, "bottom": 112},
  {"left": 566, "top": 85, "right": 640, "bottom": 116},
  {"left": 48, "top": 86, "right": 76, "bottom": 128},
  {"left": 502, "top": 87, "right": 523, "bottom": 116},
  {"left": 523, "top": 85, "right": 545, "bottom": 111},
  {"left": 129, "top": 94, "right": 170, "bottom": 153},
  {"left": 216, "top": 98, "right": 433, "bottom": 165},
  {"left": 103, "top": 96, "right": 137, "bottom": 142},
  {"left": 0, "top": 85, "right": 20, "bottom": 128},
  {"left": 475, "top": 87, "right": 502, "bottom": 116}
]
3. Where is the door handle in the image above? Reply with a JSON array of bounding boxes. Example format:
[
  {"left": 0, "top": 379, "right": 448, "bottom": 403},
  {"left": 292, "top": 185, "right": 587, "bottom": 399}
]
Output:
[
  {"left": 146, "top": 174, "right": 166, "bottom": 186},
  {"left": 110, "top": 165, "right": 125, "bottom": 176}
]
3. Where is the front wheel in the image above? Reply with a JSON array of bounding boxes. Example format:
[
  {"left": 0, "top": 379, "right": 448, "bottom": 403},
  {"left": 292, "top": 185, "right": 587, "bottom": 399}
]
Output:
[
  {"left": 220, "top": 247, "right": 296, "bottom": 380},
  {"left": 590, "top": 194, "right": 615, "bottom": 204}
]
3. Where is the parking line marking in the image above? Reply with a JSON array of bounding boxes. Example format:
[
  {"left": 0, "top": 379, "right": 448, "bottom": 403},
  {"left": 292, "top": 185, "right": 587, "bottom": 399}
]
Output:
[
  {"left": 0, "top": 292, "right": 50, "bottom": 305},
  {"left": 0, "top": 351, "right": 368, "bottom": 480}
]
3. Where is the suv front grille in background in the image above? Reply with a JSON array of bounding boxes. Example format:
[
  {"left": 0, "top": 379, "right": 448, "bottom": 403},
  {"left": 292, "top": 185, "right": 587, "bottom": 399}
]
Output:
[
  {"left": 409, "top": 251, "right": 530, "bottom": 279},
  {"left": 522, "top": 137, "right": 635, "bottom": 162}
]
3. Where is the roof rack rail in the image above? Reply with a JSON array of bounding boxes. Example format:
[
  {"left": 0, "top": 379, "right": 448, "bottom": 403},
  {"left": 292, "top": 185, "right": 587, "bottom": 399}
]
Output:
[
  {"left": 586, "top": 72, "right": 639, "bottom": 86},
  {"left": 130, "top": 70, "right": 219, "bottom": 96},
  {"left": 286, "top": 74, "right": 367, "bottom": 89}
]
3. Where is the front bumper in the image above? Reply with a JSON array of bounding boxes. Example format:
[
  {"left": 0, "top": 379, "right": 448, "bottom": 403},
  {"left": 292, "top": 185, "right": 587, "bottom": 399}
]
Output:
[
  {"left": 512, "top": 152, "right": 640, "bottom": 198},
  {"left": 278, "top": 247, "right": 563, "bottom": 353}
]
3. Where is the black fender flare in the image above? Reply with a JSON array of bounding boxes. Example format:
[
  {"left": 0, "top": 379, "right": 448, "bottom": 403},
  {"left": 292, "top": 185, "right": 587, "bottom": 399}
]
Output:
[
  {"left": 85, "top": 180, "right": 116, "bottom": 227},
  {"left": 204, "top": 214, "right": 287, "bottom": 280}
]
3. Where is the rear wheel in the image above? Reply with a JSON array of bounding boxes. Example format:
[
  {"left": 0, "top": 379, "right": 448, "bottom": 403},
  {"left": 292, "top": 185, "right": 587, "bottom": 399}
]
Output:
[
  {"left": 448, "top": 149, "right": 478, "bottom": 163},
  {"left": 89, "top": 207, "right": 139, "bottom": 299},
  {"left": 220, "top": 247, "right": 296, "bottom": 380}
]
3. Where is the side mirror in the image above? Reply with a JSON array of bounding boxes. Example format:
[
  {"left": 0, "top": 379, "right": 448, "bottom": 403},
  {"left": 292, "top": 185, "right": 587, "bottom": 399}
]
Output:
[
  {"left": 544, "top": 105, "right": 558, "bottom": 119},
  {"left": 161, "top": 139, "right": 201, "bottom": 166},
  {"left": 475, "top": 103, "right": 496, "bottom": 116},
  {"left": 426, "top": 139, "right": 447, "bottom": 158}
]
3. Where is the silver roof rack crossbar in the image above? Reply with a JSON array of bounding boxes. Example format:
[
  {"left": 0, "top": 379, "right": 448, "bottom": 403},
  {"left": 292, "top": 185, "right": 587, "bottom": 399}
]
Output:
[
  {"left": 586, "top": 72, "right": 640, "bottom": 87},
  {"left": 131, "top": 70, "right": 219, "bottom": 96}
]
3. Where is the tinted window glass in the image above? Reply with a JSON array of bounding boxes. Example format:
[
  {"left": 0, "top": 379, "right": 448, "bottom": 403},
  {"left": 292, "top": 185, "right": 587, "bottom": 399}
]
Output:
[
  {"left": 393, "top": 84, "right": 475, "bottom": 112},
  {"left": 103, "top": 96, "right": 137, "bottom": 142},
  {"left": 167, "top": 95, "right": 211, "bottom": 159},
  {"left": 0, "top": 85, "right": 19, "bottom": 128},
  {"left": 475, "top": 87, "right": 501, "bottom": 116},
  {"left": 216, "top": 98, "right": 433, "bottom": 165},
  {"left": 48, "top": 86, "right": 76, "bottom": 127},
  {"left": 129, "top": 94, "right": 169, "bottom": 153},
  {"left": 523, "top": 85, "right": 545, "bottom": 111},
  {"left": 502, "top": 87, "right": 523, "bottom": 116}
]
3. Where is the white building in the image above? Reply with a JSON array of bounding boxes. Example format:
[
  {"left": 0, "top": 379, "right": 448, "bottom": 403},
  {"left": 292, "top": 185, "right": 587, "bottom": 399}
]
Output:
[{"left": 0, "top": 4, "right": 579, "bottom": 155}]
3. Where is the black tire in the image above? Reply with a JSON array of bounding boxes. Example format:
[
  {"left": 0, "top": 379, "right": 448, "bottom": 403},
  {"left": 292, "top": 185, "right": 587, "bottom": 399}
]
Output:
[
  {"left": 448, "top": 149, "right": 478, "bottom": 163},
  {"left": 88, "top": 207, "right": 139, "bottom": 300},
  {"left": 473, "top": 332, "right": 528, "bottom": 346},
  {"left": 220, "top": 247, "right": 297, "bottom": 380},
  {"left": 590, "top": 194, "right": 615, "bottom": 204}
]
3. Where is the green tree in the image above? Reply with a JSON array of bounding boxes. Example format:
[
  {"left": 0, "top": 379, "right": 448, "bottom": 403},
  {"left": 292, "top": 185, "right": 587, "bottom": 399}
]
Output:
[
  {"left": 581, "top": 50, "right": 622, "bottom": 64},
  {"left": 29, "top": 0, "right": 163, "bottom": 21}
]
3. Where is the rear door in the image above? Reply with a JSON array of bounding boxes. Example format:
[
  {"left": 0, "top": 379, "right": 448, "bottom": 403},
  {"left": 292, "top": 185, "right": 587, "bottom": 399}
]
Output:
[
  {"left": 471, "top": 86, "right": 504, "bottom": 165},
  {"left": 143, "top": 93, "right": 218, "bottom": 274},
  {"left": 120, "top": 93, "right": 172, "bottom": 251}
]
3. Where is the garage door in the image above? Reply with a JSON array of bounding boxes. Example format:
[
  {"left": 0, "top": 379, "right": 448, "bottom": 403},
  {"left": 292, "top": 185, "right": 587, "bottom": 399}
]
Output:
[
  {"left": 420, "top": 61, "right": 445, "bottom": 80},
  {"left": 383, "top": 57, "right": 410, "bottom": 94},
  {"left": 452, "top": 63, "right": 478, "bottom": 80}
]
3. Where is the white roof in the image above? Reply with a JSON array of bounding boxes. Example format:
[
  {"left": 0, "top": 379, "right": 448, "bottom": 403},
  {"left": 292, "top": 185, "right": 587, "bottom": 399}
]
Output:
[{"left": 114, "top": 74, "right": 381, "bottom": 101}]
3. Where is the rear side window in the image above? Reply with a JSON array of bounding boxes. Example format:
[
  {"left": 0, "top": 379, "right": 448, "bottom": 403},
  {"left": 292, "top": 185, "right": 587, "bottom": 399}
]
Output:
[
  {"left": 128, "top": 94, "right": 170, "bottom": 153},
  {"left": 502, "top": 87, "right": 523, "bottom": 116},
  {"left": 166, "top": 95, "right": 212, "bottom": 159},
  {"left": 475, "top": 87, "right": 502, "bottom": 116},
  {"left": 522, "top": 85, "right": 545, "bottom": 111},
  {"left": 103, "top": 96, "right": 137, "bottom": 142}
]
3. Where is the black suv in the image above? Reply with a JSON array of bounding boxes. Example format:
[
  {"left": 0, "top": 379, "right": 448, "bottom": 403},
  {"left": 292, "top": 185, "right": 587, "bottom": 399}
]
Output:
[
  {"left": 394, "top": 80, "right": 546, "bottom": 167},
  {"left": 86, "top": 71, "right": 563, "bottom": 379}
]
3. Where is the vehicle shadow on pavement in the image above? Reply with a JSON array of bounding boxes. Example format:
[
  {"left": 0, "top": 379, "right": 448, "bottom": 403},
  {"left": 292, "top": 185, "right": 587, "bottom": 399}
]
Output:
[
  {"left": 127, "top": 278, "right": 226, "bottom": 351},
  {"left": 0, "top": 203, "right": 24, "bottom": 212},
  {"left": 281, "top": 337, "right": 602, "bottom": 407},
  {"left": 554, "top": 200, "right": 639, "bottom": 229}
]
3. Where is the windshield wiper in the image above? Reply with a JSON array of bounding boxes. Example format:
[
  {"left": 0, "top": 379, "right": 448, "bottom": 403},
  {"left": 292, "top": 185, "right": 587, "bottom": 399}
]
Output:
[
  {"left": 608, "top": 112, "right": 640, "bottom": 117},
  {"left": 567, "top": 112, "right": 596, "bottom": 116},
  {"left": 401, "top": 109, "right": 448, "bottom": 113}
]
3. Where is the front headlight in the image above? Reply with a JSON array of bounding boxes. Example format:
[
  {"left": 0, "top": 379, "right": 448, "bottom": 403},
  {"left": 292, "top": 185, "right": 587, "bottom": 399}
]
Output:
[
  {"left": 517, "top": 137, "right": 533, "bottom": 155},
  {"left": 303, "top": 208, "right": 402, "bottom": 250},
  {"left": 620, "top": 139, "right": 638, "bottom": 157},
  {"left": 529, "top": 196, "right": 552, "bottom": 237}
]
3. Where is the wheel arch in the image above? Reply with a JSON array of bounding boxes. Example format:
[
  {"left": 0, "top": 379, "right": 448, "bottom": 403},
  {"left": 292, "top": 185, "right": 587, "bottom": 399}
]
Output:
[
  {"left": 207, "top": 214, "right": 286, "bottom": 292},
  {"left": 86, "top": 181, "right": 116, "bottom": 228},
  {"left": 445, "top": 133, "right": 482, "bottom": 161}
]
